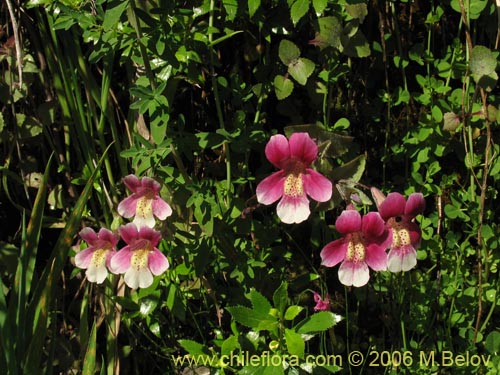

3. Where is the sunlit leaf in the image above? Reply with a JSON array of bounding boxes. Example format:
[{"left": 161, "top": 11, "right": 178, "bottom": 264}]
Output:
[
  {"left": 274, "top": 75, "right": 294, "bottom": 100},
  {"left": 279, "top": 40, "right": 301, "bottom": 65},
  {"left": 290, "top": 0, "right": 310, "bottom": 25},
  {"left": 288, "top": 57, "right": 315, "bottom": 85}
]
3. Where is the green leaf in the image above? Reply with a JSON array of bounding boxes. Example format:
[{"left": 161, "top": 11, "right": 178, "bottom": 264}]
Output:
[
  {"left": 249, "top": 289, "right": 272, "bottom": 316},
  {"left": 248, "top": 0, "right": 261, "bottom": 17},
  {"left": 221, "top": 335, "right": 240, "bottom": 356},
  {"left": 272, "top": 281, "right": 288, "bottom": 317},
  {"left": 285, "top": 329, "right": 305, "bottom": 358},
  {"left": 311, "top": 17, "right": 342, "bottom": 50},
  {"left": 290, "top": 0, "right": 310, "bottom": 25},
  {"left": 485, "top": 331, "right": 500, "bottom": 355},
  {"left": 226, "top": 306, "right": 270, "bottom": 329},
  {"left": 345, "top": 3, "right": 368, "bottom": 23},
  {"left": 296, "top": 311, "right": 337, "bottom": 334},
  {"left": 331, "top": 155, "right": 366, "bottom": 182},
  {"left": 470, "top": 45, "right": 498, "bottom": 91},
  {"left": 284, "top": 305, "right": 304, "bottom": 320},
  {"left": 312, "top": 0, "right": 327, "bottom": 15},
  {"left": 102, "top": 0, "right": 129, "bottom": 31},
  {"left": 288, "top": 57, "right": 315, "bottom": 85},
  {"left": 274, "top": 75, "right": 294, "bottom": 100},
  {"left": 450, "top": 0, "right": 488, "bottom": 19},
  {"left": 179, "top": 339, "right": 210, "bottom": 356},
  {"left": 223, "top": 0, "right": 238, "bottom": 21},
  {"left": 23, "top": 146, "right": 113, "bottom": 373},
  {"left": 82, "top": 320, "right": 97, "bottom": 375},
  {"left": 279, "top": 40, "right": 301, "bottom": 65}
]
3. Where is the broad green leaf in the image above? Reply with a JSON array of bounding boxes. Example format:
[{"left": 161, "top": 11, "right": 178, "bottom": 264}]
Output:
[
  {"left": 221, "top": 335, "right": 240, "bottom": 356},
  {"left": 272, "top": 281, "right": 288, "bottom": 317},
  {"left": 226, "top": 306, "right": 275, "bottom": 330},
  {"left": 484, "top": 331, "right": 500, "bottom": 355},
  {"left": 470, "top": 45, "right": 498, "bottom": 91},
  {"left": 178, "top": 339, "right": 210, "bottom": 356},
  {"left": 150, "top": 112, "right": 169, "bottom": 144},
  {"left": 279, "top": 40, "right": 300, "bottom": 65},
  {"left": 82, "top": 320, "right": 97, "bottom": 375},
  {"left": 330, "top": 155, "right": 366, "bottom": 182},
  {"left": 345, "top": 3, "right": 368, "bottom": 23},
  {"left": 288, "top": 57, "right": 315, "bottom": 85},
  {"left": 248, "top": 0, "right": 261, "bottom": 17},
  {"left": 312, "top": 0, "right": 327, "bottom": 15},
  {"left": 249, "top": 289, "right": 272, "bottom": 316},
  {"left": 311, "top": 17, "right": 342, "bottom": 50},
  {"left": 274, "top": 75, "right": 294, "bottom": 100},
  {"left": 284, "top": 305, "right": 304, "bottom": 320},
  {"left": 450, "top": 0, "right": 488, "bottom": 19},
  {"left": 296, "top": 311, "right": 337, "bottom": 334},
  {"left": 103, "top": 0, "right": 129, "bottom": 31},
  {"left": 285, "top": 328, "right": 305, "bottom": 358},
  {"left": 290, "top": 0, "right": 310, "bottom": 25},
  {"left": 223, "top": 0, "right": 238, "bottom": 21}
]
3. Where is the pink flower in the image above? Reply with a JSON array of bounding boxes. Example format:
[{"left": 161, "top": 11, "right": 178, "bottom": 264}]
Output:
[
  {"left": 75, "top": 227, "right": 119, "bottom": 284},
  {"left": 117, "top": 175, "right": 172, "bottom": 228},
  {"left": 256, "top": 133, "right": 332, "bottom": 224},
  {"left": 312, "top": 291, "right": 330, "bottom": 311},
  {"left": 320, "top": 209, "right": 390, "bottom": 287},
  {"left": 374, "top": 189, "right": 426, "bottom": 273},
  {"left": 110, "top": 223, "right": 169, "bottom": 289}
]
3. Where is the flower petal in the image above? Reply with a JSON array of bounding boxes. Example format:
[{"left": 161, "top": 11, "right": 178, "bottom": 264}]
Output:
[
  {"left": 361, "top": 212, "right": 386, "bottom": 238},
  {"left": 152, "top": 198, "right": 173, "bottom": 220},
  {"left": 387, "top": 245, "right": 417, "bottom": 272},
  {"left": 117, "top": 195, "right": 139, "bottom": 218},
  {"left": 378, "top": 192, "right": 406, "bottom": 220},
  {"left": 109, "top": 248, "right": 132, "bottom": 274},
  {"left": 133, "top": 213, "right": 156, "bottom": 229},
  {"left": 320, "top": 239, "right": 347, "bottom": 267},
  {"left": 148, "top": 249, "right": 169, "bottom": 275},
  {"left": 140, "top": 176, "right": 162, "bottom": 194},
  {"left": 404, "top": 193, "right": 425, "bottom": 219},
  {"left": 265, "top": 134, "right": 291, "bottom": 169},
  {"left": 338, "top": 260, "right": 370, "bottom": 287},
  {"left": 407, "top": 222, "right": 422, "bottom": 248},
  {"left": 335, "top": 209, "right": 362, "bottom": 234},
  {"left": 276, "top": 194, "right": 310, "bottom": 224},
  {"left": 303, "top": 169, "right": 332, "bottom": 202},
  {"left": 97, "top": 228, "right": 119, "bottom": 247},
  {"left": 138, "top": 226, "right": 162, "bottom": 246},
  {"left": 124, "top": 267, "right": 153, "bottom": 289},
  {"left": 123, "top": 175, "right": 142, "bottom": 193},
  {"left": 256, "top": 171, "right": 286, "bottom": 205},
  {"left": 119, "top": 223, "right": 140, "bottom": 244},
  {"left": 79, "top": 227, "right": 98, "bottom": 245},
  {"left": 288, "top": 133, "right": 317, "bottom": 166},
  {"left": 123, "top": 268, "right": 140, "bottom": 289},
  {"left": 86, "top": 264, "right": 108, "bottom": 284},
  {"left": 365, "top": 243, "right": 388, "bottom": 271},
  {"left": 75, "top": 248, "right": 95, "bottom": 269}
]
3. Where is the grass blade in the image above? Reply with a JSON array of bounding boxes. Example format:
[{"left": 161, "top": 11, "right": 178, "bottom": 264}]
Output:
[{"left": 23, "top": 144, "right": 114, "bottom": 373}]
